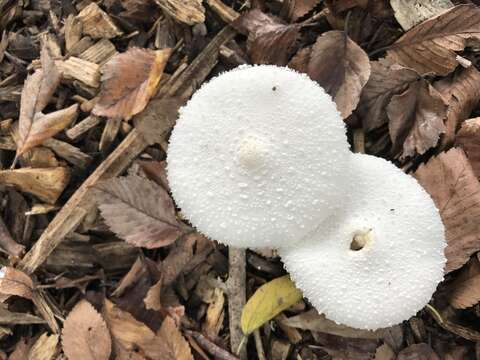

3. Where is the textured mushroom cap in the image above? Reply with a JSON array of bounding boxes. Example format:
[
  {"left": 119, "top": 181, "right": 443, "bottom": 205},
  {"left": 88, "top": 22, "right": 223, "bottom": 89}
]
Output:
[
  {"left": 167, "top": 65, "right": 349, "bottom": 248},
  {"left": 280, "top": 154, "right": 446, "bottom": 330}
]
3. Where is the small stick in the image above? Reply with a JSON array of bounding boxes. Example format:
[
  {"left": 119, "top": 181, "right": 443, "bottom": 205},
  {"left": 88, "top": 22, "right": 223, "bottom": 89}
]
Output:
[
  {"left": 185, "top": 330, "right": 240, "bottom": 360},
  {"left": 253, "top": 329, "right": 266, "bottom": 360},
  {"left": 353, "top": 128, "right": 365, "bottom": 154}
]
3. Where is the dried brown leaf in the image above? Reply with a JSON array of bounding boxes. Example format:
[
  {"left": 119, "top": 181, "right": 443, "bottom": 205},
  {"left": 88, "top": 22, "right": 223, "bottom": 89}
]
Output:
[
  {"left": 93, "top": 174, "right": 183, "bottom": 248},
  {"left": 161, "top": 233, "right": 196, "bottom": 286},
  {"left": 386, "top": 5, "right": 480, "bottom": 76},
  {"left": 0, "top": 266, "right": 34, "bottom": 300},
  {"left": 93, "top": 48, "right": 172, "bottom": 121},
  {"left": 374, "top": 343, "right": 396, "bottom": 360},
  {"left": 233, "top": 9, "right": 301, "bottom": 66},
  {"left": 9, "top": 338, "right": 30, "bottom": 360},
  {"left": 307, "top": 30, "right": 371, "bottom": 118},
  {"left": 284, "top": 0, "right": 320, "bottom": 22},
  {"left": 157, "top": 316, "right": 194, "bottom": 360},
  {"left": 133, "top": 98, "right": 185, "bottom": 145},
  {"left": 359, "top": 58, "right": 420, "bottom": 132},
  {"left": 397, "top": 343, "right": 439, "bottom": 360},
  {"left": 16, "top": 45, "right": 78, "bottom": 157},
  {"left": 391, "top": 0, "right": 453, "bottom": 31},
  {"left": 434, "top": 66, "right": 480, "bottom": 147},
  {"left": 414, "top": 148, "right": 480, "bottom": 272},
  {"left": 154, "top": 0, "right": 205, "bottom": 25},
  {"left": 28, "top": 333, "right": 59, "bottom": 360},
  {"left": 144, "top": 279, "right": 162, "bottom": 311},
  {"left": 61, "top": 299, "right": 112, "bottom": 360},
  {"left": 387, "top": 78, "right": 447, "bottom": 159},
  {"left": 448, "top": 258, "right": 480, "bottom": 309},
  {"left": 456, "top": 117, "right": 480, "bottom": 178}
]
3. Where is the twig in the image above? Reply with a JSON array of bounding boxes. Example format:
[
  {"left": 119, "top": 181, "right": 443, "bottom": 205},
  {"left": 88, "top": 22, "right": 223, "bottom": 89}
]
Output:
[
  {"left": 226, "top": 247, "right": 247, "bottom": 360},
  {"left": 185, "top": 330, "right": 240, "bottom": 360},
  {"left": 0, "top": 217, "right": 25, "bottom": 257},
  {"left": 253, "top": 329, "right": 266, "bottom": 360},
  {"left": 353, "top": 128, "right": 365, "bottom": 154}
]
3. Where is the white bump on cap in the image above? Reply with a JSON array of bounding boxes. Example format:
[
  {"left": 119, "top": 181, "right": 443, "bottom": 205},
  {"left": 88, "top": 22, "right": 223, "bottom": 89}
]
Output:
[
  {"left": 280, "top": 153, "right": 446, "bottom": 330},
  {"left": 167, "top": 65, "right": 350, "bottom": 248}
]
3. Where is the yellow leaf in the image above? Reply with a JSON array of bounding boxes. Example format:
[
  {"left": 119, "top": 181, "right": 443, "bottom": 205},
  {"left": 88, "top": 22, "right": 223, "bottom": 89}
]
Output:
[{"left": 241, "top": 275, "right": 302, "bottom": 335}]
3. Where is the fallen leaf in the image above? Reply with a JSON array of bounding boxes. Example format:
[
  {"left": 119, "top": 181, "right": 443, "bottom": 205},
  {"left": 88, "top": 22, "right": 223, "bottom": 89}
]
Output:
[
  {"left": 144, "top": 279, "right": 163, "bottom": 311},
  {"left": 390, "top": 0, "right": 453, "bottom": 31},
  {"left": 133, "top": 97, "right": 185, "bottom": 145},
  {"left": 387, "top": 78, "right": 447, "bottom": 158},
  {"left": 154, "top": 0, "right": 205, "bottom": 25},
  {"left": 62, "top": 299, "right": 112, "bottom": 360},
  {"left": 456, "top": 117, "right": 480, "bottom": 178},
  {"left": 202, "top": 288, "right": 225, "bottom": 338},
  {"left": 16, "top": 45, "right": 78, "bottom": 158},
  {"left": 93, "top": 174, "right": 183, "bottom": 248},
  {"left": 359, "top": 58, "right": 420, "bottom": 132},
  {"left": 283, "top": 0, "right": 320, "bottom": 22},
  {"left": 287, "top": 46, "right": 311, "bottom": 73},
  {"left": 279, "top": 309, "right": 381, "bottom": 339},
  {"left": 0, "top": 266, "right": 34, "bottom": 300},
  {"left": 241, "top": 275, "right": 303, "bottom": 335},
  {"left": 157, "top": 316, "right": 194, "bottom": 360},
  {"left": 427, "top": 304, "right": 480, "bottom": 341},
  {"left": 386, "top": 4, "right": 480, "bottom": 76},
  {"left": 306, "top": 30, "right": 371, "bottom": 118},
  {"left": 9, "top": 338, "right": 30, "bottom": 360},
  {"left": 414, "top": 148, "right": 480, "bottom": 272},
  {"left": 448, "top": 258, "right": 480, "bottom": 309},
  {"left": 93, "top": 48, "right": 172, "bottom": 121},
  {"left": 28, "top": 333, "right": 59, "bottom": 360},
  {"left": 397, "top": 343, "right": 439, "bottom": 360},
  {"left": 434, "top": 66, "right": 480, "bottom": 147},
  {"left": 233, "top": 9, "right": 301, "bottom": 66},
  {"left": 161, "top": 233, "right": 196, "bottom": 286},
  {"left": 375, "top": 343, "right": 396, "bottom": 360},
  {"left": 138, "top": 160, "right": 170, "bottom": 191}
]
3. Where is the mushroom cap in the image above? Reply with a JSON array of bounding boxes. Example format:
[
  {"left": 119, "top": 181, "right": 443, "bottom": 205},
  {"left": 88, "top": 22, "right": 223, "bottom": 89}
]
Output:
[
  {"left": 279, "top": 154, "right": 446, "bottom": 330},
  {"left": 167, "top": 65, "right": 350, "bottom": 248}
]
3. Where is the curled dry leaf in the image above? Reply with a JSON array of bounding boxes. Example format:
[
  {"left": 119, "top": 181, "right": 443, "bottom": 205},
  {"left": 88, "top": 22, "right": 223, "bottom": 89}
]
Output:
[
  {"left": 154, "top": 0, "right": 205, "bottom": 25},
  {"left": 434, "top": 66, "right": 480, "bottom": 147},
  {"left": 386, "top": 5, "right": 480, "bottom": 76},
  {"left": 306, "top": 30, "right": 370, "bottom": 118},
  {"left": 61, "top": 299, "right": 112, "bottom": 360},
  {"left": 0, "top": 266, "right": 34, "bottom": 300},
  {"left": 456, "top": 118, "right": 480, "bottom": 178},
  {"left": 283, "top": 0, "right": 320, "bottom": 22},
  {"left": 387, "top": 78, "right": 447, "bottom": 159},
  {"left": 359, "top": 58, "right": 420, "bottom": 132},
  {"left": 241, "top": 275, "right": 303, "bottom": 335},
  {"left": 390, "top": 0, "right": 453, "bottom": 31},
  {"left": 93, "top": 174, "right": 183, "bottom": 248},
  {"left": 16, "top": 45, "right": 78, "bottom": 158},
  {"left": 448, "top": 258, "right": 480, "bottom": 309},
  {"left": 233, "top": 9, "right": 301, "bottom": 66},
  {"left": 93, "top": 48, "right": 172, "bottom": 121},
  {"left": 414, "top": 148, "right": 480, "bottom": 273},
  {"left": 157, "top": 316, "right": 194, "bottom": 360}
]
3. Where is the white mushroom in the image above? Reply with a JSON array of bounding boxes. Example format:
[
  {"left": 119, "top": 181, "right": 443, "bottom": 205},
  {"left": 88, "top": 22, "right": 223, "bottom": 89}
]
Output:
[
  {"left": 167, "top": 65, "right": 350, "bottom": 248},
  {"left": 279, "top": 153, "right": 446, "bottom": 330}
]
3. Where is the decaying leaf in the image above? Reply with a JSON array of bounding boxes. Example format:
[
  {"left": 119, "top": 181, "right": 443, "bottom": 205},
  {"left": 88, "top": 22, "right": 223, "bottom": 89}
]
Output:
[
  {"left": 133, "top": 98, "right": 185, "bottom": 145},
  {"left": 0, "top": 167, "right": 71, "bottom": 204},
  {"left": 93, "top": 174, "right": 183, "bottom": 248},
  {"left": 15, "top": 45, "right": 78, "bottom": 158},
  {"left": 154, "top": 0, "right": 205, "bottom": 25},
  {"left": 456, "top": 118, "right": 480, "bottom": 178},
  {"left": 144, "top": 279, "right": 163, "bottom": 311},
  {"left": 448, "top": 258, "right": 480, "bottom": 309},
  {"left": 157, "top": 316, "right": 194, "bottom": 360},
  {"left": 390, "top": 0, "right": 453, "bottom": 31},
  {"left": 414, "top": 148, "right": 480, "bottom": 272},
  {"left": 280, "top": 309, "right": 381, "bottom": 339},
  {"left": 375, "top": 343, "right": 396, "bottom": 360},
  {"left": 359, "top": 58, "right": 420, "bottom": 132},
  {"left": 386, "top": 5, "right": 480, "bottom": 76},
  {"left": 283, "top": 0, "right": 320, "bottom": 22},
  {"left": 233, "top": 9, "right": 301, "bottom": 66},
  {"left": 306, "top": 30, "right": 370, "bottom": 118},
  {"left": 93, "top": 48, "right": 172, "bottom": 121},
  {"left": 397, "top": 343, "right": 439, "bottom": 360},
  {"left": 387, "top": 78, "right": 447, "bottom": 158},
  {"left": 434, "top": 66, "right": 480, "bottom": 147},
  {"left": 241, "top": 275, "right": 303, "bottom": 335},
  {"left": 28, "top": 333, "right": 59, "bottom": 360},
  {"left": 61, "top": 299, "right": 112, "bottom": 360},
  {"left": 0, "top": 266, "right": 34, "bottom": 300}
]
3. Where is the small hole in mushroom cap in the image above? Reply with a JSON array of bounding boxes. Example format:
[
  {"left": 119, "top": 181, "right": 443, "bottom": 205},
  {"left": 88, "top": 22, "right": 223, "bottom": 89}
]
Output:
[{"left": 350, "top": 229, "right": 373, "bottom": 251}]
